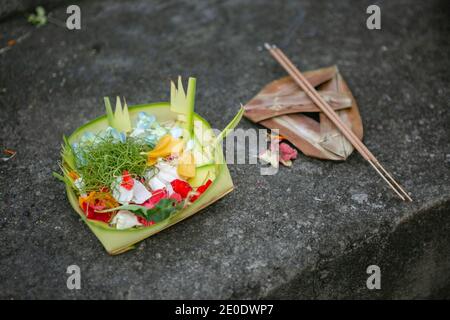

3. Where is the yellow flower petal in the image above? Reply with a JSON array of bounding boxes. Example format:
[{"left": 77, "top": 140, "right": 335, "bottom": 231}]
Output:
[
  {"left": 147, "top": 134, "right": 184, "bottom": 163},
  {"left": 148, "top": 134, "right": 172, "bottom": 158},
  {"left": 177, "top": 150, "right": 196, "bottom": 178},
  {"left": 147, "top": 156, "right": 158, "bottom": 166}
]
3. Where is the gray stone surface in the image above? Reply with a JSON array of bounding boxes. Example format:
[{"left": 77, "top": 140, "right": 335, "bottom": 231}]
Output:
[
  {"left": 0, "top": 0, "right": 449, "bottom": 299},
  {"left": 0, "top": 0, "right": 65, "bottom": 21}
]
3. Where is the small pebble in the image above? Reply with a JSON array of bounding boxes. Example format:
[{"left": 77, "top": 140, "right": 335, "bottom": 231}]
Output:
[{"left": 351, "top": 193, "right": 368, "bottom": 204}]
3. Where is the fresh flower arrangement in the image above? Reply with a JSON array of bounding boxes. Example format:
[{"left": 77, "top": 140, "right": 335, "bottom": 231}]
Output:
[{"left": 54, "top": 77, "right": 243, "bottom": 254}]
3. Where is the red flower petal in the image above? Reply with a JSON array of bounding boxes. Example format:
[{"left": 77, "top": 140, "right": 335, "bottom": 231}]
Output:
[
  {"left": 143, "top": 188, "right": 168, "bottom": 209},
  {"left": 169, "top": 192, "right": 182, "bottom": 203},
  {"left": 170, "top": 179, "right": 192, "bottom": 199},
  {"left": 137, "top": 216, "right": 155, "bottom": 226},
  {"left": 190, "top": 179, "right": 212, "bottom": 202},
  {"left": 82, "top": 202, "right": 112, "bottom": 223},
  {"left": 99, "top": 186, "right": 110, "bottom": 193},
  {"left": 120, "top": 170, "right": 134, "bottom": 190},
  {"left": 139, "top": 188, "right": 179, "bottom": 226}
]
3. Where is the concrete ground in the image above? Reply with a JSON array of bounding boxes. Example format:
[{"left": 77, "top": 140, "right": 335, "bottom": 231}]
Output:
[{"left": 0, "top": 0, "right": 449, "bottom": 299}]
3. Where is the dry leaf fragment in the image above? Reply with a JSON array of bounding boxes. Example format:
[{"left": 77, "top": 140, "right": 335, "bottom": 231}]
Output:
[{"left": 1, "top": 148, "right": 17, "bottom": 162}]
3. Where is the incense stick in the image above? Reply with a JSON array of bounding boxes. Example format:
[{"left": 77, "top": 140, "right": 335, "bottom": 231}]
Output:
[{"left": 264, "top": 43, "right": 412, "bottom": 201}]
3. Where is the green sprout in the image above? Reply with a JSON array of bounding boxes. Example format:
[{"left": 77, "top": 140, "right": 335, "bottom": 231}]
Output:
[{"left": 28, "top": 6, "right": 47, "bottom": 27}]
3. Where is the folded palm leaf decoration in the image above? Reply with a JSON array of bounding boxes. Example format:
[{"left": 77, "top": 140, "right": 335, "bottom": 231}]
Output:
[{"left": 244, "top": 66, "right": 363, "bottom": 160}]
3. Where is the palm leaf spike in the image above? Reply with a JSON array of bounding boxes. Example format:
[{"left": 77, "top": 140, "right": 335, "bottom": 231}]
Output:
[
  {"left": 170, "top": 76, "right": 197, "bottom": 140},
  {"left": 122, "top": 96, "right": 131, "bottom": 132},
  {"left": 170, "top": 76, "right": 187, "bottom": 116},
  {"left": 185, "top": 77, "right": 196, "bottom": 138},
  {"left": 61, "top": 135, "right": 76, "bottom": 170},
  {"left": 104, "top": 97, "right": 114, "bottom": 127},
  {"left": 114, "top": 96, "right": 123, "bottom": 125},
  {"left": 103, "top": 96, "right": 132, "bottom": 133},
  {"left": 52, "top": 163, "right": 76, "bottom": 190},
  {"left": 214, "top": 104, "right": 245, "bottom": 147}
]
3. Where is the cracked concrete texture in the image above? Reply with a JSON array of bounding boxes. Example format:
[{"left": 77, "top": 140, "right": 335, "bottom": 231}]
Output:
[{"left": 0, "top": 0, "right": 449, "bottom": 299}]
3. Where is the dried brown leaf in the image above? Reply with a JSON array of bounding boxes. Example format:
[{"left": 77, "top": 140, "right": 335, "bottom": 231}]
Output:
[{"left": 244, "top": 66, "right": 363, "bottom": 161}]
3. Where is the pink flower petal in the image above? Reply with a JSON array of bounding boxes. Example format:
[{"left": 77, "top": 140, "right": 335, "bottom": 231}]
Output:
[{"left": 279, "top": 142, "right": 297, "bottom": 161}]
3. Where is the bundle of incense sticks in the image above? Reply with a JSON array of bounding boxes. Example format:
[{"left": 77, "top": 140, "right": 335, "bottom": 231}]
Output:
[{"left": 264, "top": 43, "right": 412, "bottom": 201}]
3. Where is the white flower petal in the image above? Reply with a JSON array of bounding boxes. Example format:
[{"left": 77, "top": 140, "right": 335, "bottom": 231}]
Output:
[
  {"left": 149, "top": 176, "right": 166, "bottom": 191},
  {"left": 154, "top": 161, "right": 180, "bottom": 185},
  {"left": 166, "top": 183, "right": 174, "bottom": 196},
  {"left": 111, "top": 177, "right": 133, "bottom": 204},
  {"left": 146, "top": 161, "right": 180, "bottom": 191},
  {"left": 259, "top": 150, "right": 279, "bottom": 168},
  {"left": 157, "top": 170, "right": 178, "bottom": 183},
  {"left": 74, "top": 177, "right": 85, "bottom": 191},
  {"left": 131, "top": 180, "right": 152, "bottom": 204},
  {"left": 156, "top": 161, "right": 173, "bottom": 171},
  {"left": 116, "top": 187, "right": 134, "bottom": 204},
  {"left": 170, "top": 127, "right": 183, "bottom": 139},
  {"left": 112, "top": 210, "right": 142, "bottom": 230}
]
